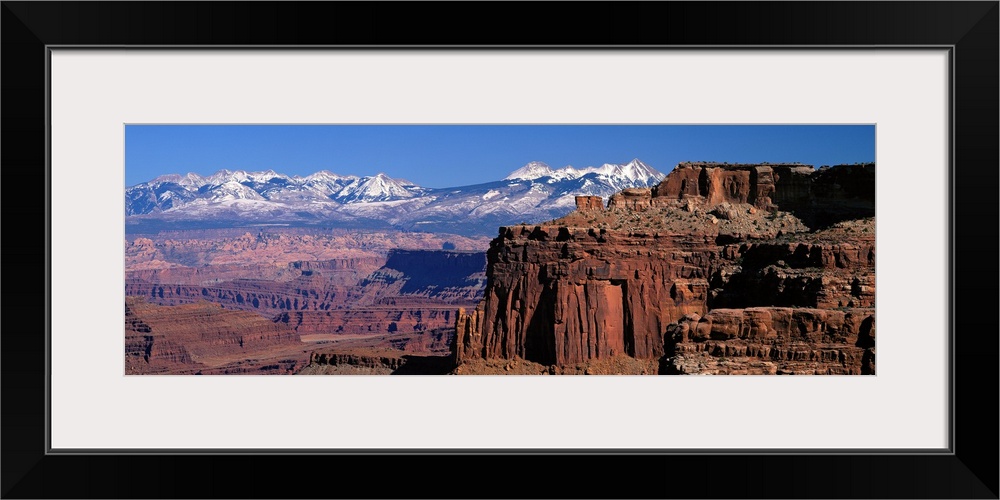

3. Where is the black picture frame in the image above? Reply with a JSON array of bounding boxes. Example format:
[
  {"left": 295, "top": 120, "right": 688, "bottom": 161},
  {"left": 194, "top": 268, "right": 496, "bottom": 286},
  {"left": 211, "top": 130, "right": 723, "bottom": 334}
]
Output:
[{"left": 3, "top": 2, "right": 997, "bottom": 498}]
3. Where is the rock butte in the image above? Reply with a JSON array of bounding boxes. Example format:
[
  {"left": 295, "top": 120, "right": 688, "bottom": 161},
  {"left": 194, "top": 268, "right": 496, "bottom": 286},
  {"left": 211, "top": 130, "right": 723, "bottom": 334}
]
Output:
[{"left": 453, "top": 162, "right": 876, "bottom": 375}]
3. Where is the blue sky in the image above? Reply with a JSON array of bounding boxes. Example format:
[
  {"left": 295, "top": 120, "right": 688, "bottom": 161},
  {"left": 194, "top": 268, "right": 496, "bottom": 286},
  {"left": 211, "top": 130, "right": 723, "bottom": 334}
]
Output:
[{"left": 125, "top": 125, "right": 875, "bottom": 188}]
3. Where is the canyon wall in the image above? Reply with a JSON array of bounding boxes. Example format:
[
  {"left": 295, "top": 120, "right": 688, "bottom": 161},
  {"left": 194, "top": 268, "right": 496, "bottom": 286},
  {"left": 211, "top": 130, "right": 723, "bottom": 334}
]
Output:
[
  {"left": 125, "top": 297, "right": 305, "bottom": 375},
  {"left": 126, "top": 249, "right": 486, "bottom": 335},
  {"left": 454, "top": 226, "right": 713, "bottom": 366},
  {"left": 453, "top": 162, "right": 875, "bottom": 374}
]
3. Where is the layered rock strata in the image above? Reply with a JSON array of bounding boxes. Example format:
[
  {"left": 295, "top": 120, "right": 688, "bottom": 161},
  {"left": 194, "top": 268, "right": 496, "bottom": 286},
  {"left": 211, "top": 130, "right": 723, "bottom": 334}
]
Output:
[
  {"left": 454, "top": 226, "right": 713, "bottom": 366},
  {"left": 126, "top": 249, "right": 486, "bottom": 335},
  {"left": 663, "top": 307, "right": 875, "bottom": 375},
  {"left": 575, "top": 196, "right": 604, "bottom": 211},
  {"left": 125, "top": 297, "right": 304, "bottom": 374},
  {"left": 453, "top": 162, "right": 875, "bottom": 375}
]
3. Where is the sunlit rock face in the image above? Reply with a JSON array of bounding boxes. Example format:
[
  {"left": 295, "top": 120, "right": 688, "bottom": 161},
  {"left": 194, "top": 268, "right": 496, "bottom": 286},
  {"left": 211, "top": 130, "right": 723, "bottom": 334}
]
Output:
[{"left": 453, "top": 163, "right": 876, "bottom": 375}]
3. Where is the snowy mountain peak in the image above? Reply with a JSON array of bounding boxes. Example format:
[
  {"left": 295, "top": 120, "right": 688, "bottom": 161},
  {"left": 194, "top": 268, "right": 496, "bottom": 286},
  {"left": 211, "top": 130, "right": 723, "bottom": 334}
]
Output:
[
  {"left": 182, "top": 172, "right": 205, "bottom": 186},
  {"left": 504, "top": 161, "right": 554, "bottom": 180},
  {"left": 590, "top": 158, "right": 662, "bottom": 183},
  {"left": 333, "top": 172, "right": 420, "bottom": 203},
  {"left": 149, "top": 172, "right": 206, "bottom": 187},
  {"left": 210, "top": 180, "right": 266, "bottom": 202},
  {"left": 504, "top": 159, "right": 664, "bottom": 184},
  {"left": 206, "top": 168, "right": 234, "bottom": 181},
  {"left": 204, "top": 169, "right": 242, "bottom": 185},
  {"left": 193, "top": 169, "right": 281, "bottom": 186},
  {"left": 150, "top": 173, "right": 183, "bottom": 184},
  {"left": 125, "top": 160, "right": 666, "bottom": 232},
  {"left": 303, "top": 170, "right": 356, "bottom": 183}
]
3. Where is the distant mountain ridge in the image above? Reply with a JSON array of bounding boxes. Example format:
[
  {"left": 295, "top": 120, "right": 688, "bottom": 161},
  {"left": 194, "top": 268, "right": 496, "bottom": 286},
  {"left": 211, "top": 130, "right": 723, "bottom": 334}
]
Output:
[
  {"left": 125, "top": 159, "right": 665, "bottom": 236},
  {"left": 504, "top": 158, "right": 661, "bottom": 184}
]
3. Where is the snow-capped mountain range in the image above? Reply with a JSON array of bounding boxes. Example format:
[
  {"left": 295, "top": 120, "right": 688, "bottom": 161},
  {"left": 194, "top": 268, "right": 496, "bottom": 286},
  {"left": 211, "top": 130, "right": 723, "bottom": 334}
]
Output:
[
  {"left": 504, "top": 159, "right": 661, "bottom": 185},
  {"left": 126, "top": 159, "right": 665, "bottom": 236}
]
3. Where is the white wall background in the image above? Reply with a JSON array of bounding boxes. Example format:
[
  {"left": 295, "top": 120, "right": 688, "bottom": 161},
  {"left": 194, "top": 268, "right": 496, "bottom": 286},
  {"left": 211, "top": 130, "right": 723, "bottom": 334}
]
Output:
[{"left": 50, "top": 50, "right": 949, "bottom": 450}]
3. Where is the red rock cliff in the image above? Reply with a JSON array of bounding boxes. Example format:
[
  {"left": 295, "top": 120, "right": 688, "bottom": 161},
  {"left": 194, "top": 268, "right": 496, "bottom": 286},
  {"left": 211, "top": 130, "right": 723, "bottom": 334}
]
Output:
[
  {"left": 453, "top": 162, "right": 875, "bottom": 374},
  {"left": 454, "top": 226, "right": 713, "bottom": 366},
  {"left": 650, "top": 161, "right": 875, "bottom": 226}
]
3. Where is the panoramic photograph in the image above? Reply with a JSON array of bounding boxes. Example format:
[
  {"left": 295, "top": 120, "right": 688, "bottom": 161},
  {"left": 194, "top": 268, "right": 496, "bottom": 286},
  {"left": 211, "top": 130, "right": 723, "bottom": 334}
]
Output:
[{"left": 124, "top": 125, "right": 876, "bottom": 375}]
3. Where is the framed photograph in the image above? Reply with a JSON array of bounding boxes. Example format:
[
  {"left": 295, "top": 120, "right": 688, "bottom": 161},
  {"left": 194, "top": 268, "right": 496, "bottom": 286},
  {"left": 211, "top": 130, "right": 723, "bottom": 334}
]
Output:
[{"left": 3, "top": 2, "right": 996, "bottom": 498}]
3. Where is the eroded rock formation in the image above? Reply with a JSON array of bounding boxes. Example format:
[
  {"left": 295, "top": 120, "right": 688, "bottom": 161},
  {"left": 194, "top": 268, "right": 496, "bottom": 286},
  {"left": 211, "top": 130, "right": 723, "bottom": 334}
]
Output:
[
  {"left": 453, "top": 226, "right": 712, "bottom": 366},
  {"left": 575, "top": 195, "right": 604, "bottom": 211},
  {"left": 650, "top": 162, "right": 875, "bottom": 227},
  {"left": 125, "top": 297, "right": 304, "bottom": 374},
  {"left": 453, "top": 162, "right": 875, "bottom": 375},
  {"left": 663, "top": 307, "right": 875, "bottom": 375},
  {"left": 126, "top": 248, "right": 486, "bottom": 336}
]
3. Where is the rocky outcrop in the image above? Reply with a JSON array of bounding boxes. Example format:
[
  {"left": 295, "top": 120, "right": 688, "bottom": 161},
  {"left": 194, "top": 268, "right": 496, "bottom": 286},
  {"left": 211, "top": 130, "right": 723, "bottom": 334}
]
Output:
[
  {"left": 650, "top": 162, "right": 875, "bottom": 227},
  {"left": 711, "top": 237, "right": 876, "bottom": 310},
  {"left": 651, "top": 162, "right": 808, "bottom": 209},
  {"left": 575, "top": 196, "right": 604, "bottom": 211},
  {"left": 453, "top": 162, "right": 875, "bottom": 375},
  {"left": 663, "top": 307, "right": 875, "bottom": 375},
  {"left": 308, "top": 352, "right": 407, "bottom": 371},
  {"left": 607, "top": 188, "right": 655, "bottom": 210},
  {"left": 300, "top": 349, "right": 455, "bottom": 375}
]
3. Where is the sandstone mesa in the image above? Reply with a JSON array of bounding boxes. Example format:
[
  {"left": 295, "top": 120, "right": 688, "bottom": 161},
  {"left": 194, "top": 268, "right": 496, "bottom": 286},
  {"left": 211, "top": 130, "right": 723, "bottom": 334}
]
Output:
[{"left": 453, "top": 162, "right": 876, "bottom": 375}]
